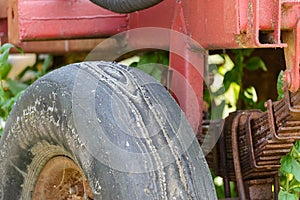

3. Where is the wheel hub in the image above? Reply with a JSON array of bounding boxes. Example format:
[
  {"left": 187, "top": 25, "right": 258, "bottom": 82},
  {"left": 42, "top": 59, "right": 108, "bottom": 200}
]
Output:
[{"left": 33, "top": 156, "right": 94, "bottom": 200}]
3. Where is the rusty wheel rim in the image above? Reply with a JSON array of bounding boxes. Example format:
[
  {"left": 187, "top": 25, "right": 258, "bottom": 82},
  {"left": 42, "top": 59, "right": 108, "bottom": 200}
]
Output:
[{"left": 33, "top": 156, "right": 94, "bottom": 200}]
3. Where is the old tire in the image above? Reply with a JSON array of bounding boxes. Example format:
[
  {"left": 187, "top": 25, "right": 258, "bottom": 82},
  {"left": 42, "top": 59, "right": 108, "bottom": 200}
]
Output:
[
  {"left": 0, "top": 61, "right": 216, "bottom": 199},
  {"left": 90, "top": 0, "right": 163, "bottom": 13}
]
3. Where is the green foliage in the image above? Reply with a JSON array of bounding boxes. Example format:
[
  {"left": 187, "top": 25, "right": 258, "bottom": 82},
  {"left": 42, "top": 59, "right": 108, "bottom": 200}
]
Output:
[
  {"left": 243, "top": 56, "right": 267, "bottom": 71},
  {"left": 279, "top": 141, "right": 300, "bottom": 200},
  {"left": 228, "top": 49, "right": 267, "bottom": 110},
  {"left": 0, "top": 44, "right": 52, "bottom": 136},
  {"left": 210, "top": 170, "right": 237, "bottom": 198},
  {"left": 0, "top": 44, "right": 22, "bottom": 127},
  {"left": 205, "top": 49, "right": 267, "bottom": 119},
  {"left": 277, "top": 70, "right": 284, "bottom": 100},
  {"left": 130, "top": 51, "right": 169, "bottom": 83},
  {"left": 279, "top": 190, "right": 298, "bottom": 200},
  {"left": 277, "top": 70, "right": 300, "bottom": 199}
]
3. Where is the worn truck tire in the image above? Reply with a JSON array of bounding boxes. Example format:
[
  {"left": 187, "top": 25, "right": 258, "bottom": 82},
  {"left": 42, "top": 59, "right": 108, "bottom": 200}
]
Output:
[
  {"left": 90, "top": 0, "right": 163, "bottom": 13},
  {"left": 0, "top": 61, "right": 216, "bottom": 199}
]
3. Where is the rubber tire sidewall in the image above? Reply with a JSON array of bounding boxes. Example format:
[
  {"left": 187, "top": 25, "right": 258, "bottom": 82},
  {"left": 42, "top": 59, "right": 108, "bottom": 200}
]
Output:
[{"left": 0, "top": 61, "right": 216, "bottom": 199}]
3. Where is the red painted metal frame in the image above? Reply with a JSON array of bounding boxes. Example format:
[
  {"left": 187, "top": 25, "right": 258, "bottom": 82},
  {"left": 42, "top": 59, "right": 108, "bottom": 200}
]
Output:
[
  {"left": 4, "top": 0, "right": 300, "bottom": 50},
  {"left": 1, "top": 1, "right": 300, "bottom": 198},
  {"left": 168, "top": 1, "right": 206, "bottom": 132},
  {"left": 0, "top": 19, "right": 7, "bottom": 44},
  {"left": 7, "top": 0, "right": 128, "bottom": 43},
  {"left": 1, "top": 0, "right": 300, "bottom": 129},
  {"left": 281, "top": 1, "right": 300, "bottom": 92},
  {"left": 131, "top": 0, "right": 300, "bottom": 107}
]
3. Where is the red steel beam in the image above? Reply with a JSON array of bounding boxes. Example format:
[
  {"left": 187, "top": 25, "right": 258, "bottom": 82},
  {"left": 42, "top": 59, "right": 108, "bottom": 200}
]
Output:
[
  {"left": 3, "top": 0, "right": 300, "bottom": 47},
  {"left": 128, "top": 0, "right": 175, "bottom": 30},
  {"left": 7, "top": 0, "right": 128, "bottom": 43},
  {"left": 281, "top": 2, "right": 300, "bottom": 29},
  {"left": 0, "top": 0, "right": 7, "bottom": 18},
  {"left": 169, "top": 1, "right": 205, "bottom": 133},
  {"left": 5, "top": 0, "right": 300, "bottom": 49},
  {"left": 0, "top": 19, "right": 7, "bottom": 43},
  {"left": 3, "top": 0, "right": 300, "bottom": 93}
]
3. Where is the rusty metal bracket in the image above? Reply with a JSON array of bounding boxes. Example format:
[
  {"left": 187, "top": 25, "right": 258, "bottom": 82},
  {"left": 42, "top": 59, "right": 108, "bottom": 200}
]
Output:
[
  {"left": 246, "top": 110, "right": 280, "bottom": 170},
  {"left": 283, "top": 19, "right": 300, "bottom": 92},
  {"left": 231, "top": 113, "right": 246, "bottom": 200},
  {"left": 284, "top": 89, "right": 300, "bottom": 113},
  {"left": 266, "top": 92, "right": 300, "bottom": 141},
  {"left": 212, "top": 89, "right": 300, "bottom": 198},
  {"left": 246, "top": 0, "right": 287, "bottom": 47},
  {"left": 244, "top": 178, "right": 275, "bottom": 200}
]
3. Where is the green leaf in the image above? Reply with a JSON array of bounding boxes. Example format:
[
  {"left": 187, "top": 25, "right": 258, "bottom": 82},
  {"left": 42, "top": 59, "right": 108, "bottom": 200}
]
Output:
[
  {"left": 211, "top": 86, "right": 226, "bottom": 97},
  {"left": 41, "top": 55, "right": 52, "bottom": 76},
  {"left": 281, "top": 155, "right": 293, "bottom": 174},
  {"left": 14, "top": 46, "right": 24, "bottom": 54},
  {"left": 132, "top": 51, "right": 169, "bottom": 83},
  {"left": 137, "top": 51, "right": 168, "bottom": 67},
  {"left": 289, "top": 181, "right": 300, "bottom": 193},
  {"left": 1, "top": 90, "right": 22, "bottom": 108},
  {"left": 0, "top": 44, "right": 23, "bottom": 77},
  {"left": 245, "top": 56, "right": 267, "bottom": 71},
  {"left": 295, "top": 141, "right": 300, "bottom": 153},
  {"left": 223, "top": 67, "right": 239, "bottom": 91},
  {"left": 243, "top": 86, "right": 258, "bottom": 103},
  {"left": 0, "top": 63, "right": 12, "bottom": 79},
  {"left": 130, "top": 62, "right": 138, "bottom": 67},
  {"left": 0, "top": 43, "right": 23, "bottom": 54},
  {"left": 203, "top": 87, "right": 211, "bottom": 105},
  {"left": 277, "top": 70, "right": 284, "bottom": 100},
  {"left": 0, "top": 48, "right": 11, "bottom": 66},
  {"left": 231, "top": 49, "right": 254, "bottom": 60},
  {"left": 0, "top": 43, "right": 15, "bottom": 53},
  {"left": 136, "top": 64, "right": 163, "bottom": 82},
  {"left": 138, "top": 52, "right": 159, "bottom": 66},
  {"left": 280, "top": 154, "right": 300, "bottom": 182},
  {"left": 2, "top": 97, "right": 16, "bottom": 110},
  {"left": 278, "top": 190, "right": 298, "bottom": 200},
  {"left": 290, "top": 187, "right": 300, "bottom": 193},
  {"left": 242, "top": 49, "right": 254, "bottom": 57},
  {"left": 7, "top": 79, "right": 28, "bottom": 96},
  {"left": 291, "top": 145, "right": 300, "bottom": 161},
  {"left": 291, "top": 157, "right": 300, "bottom": 182},
  {"left": 211, "top": 100, "right": 225, "bottom": 120}
]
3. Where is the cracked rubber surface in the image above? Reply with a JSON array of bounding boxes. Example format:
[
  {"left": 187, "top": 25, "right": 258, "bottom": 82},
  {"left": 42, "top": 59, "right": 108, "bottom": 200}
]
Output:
[{"left": 0, "top": 61, "right": 216, "bottom": 199}]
